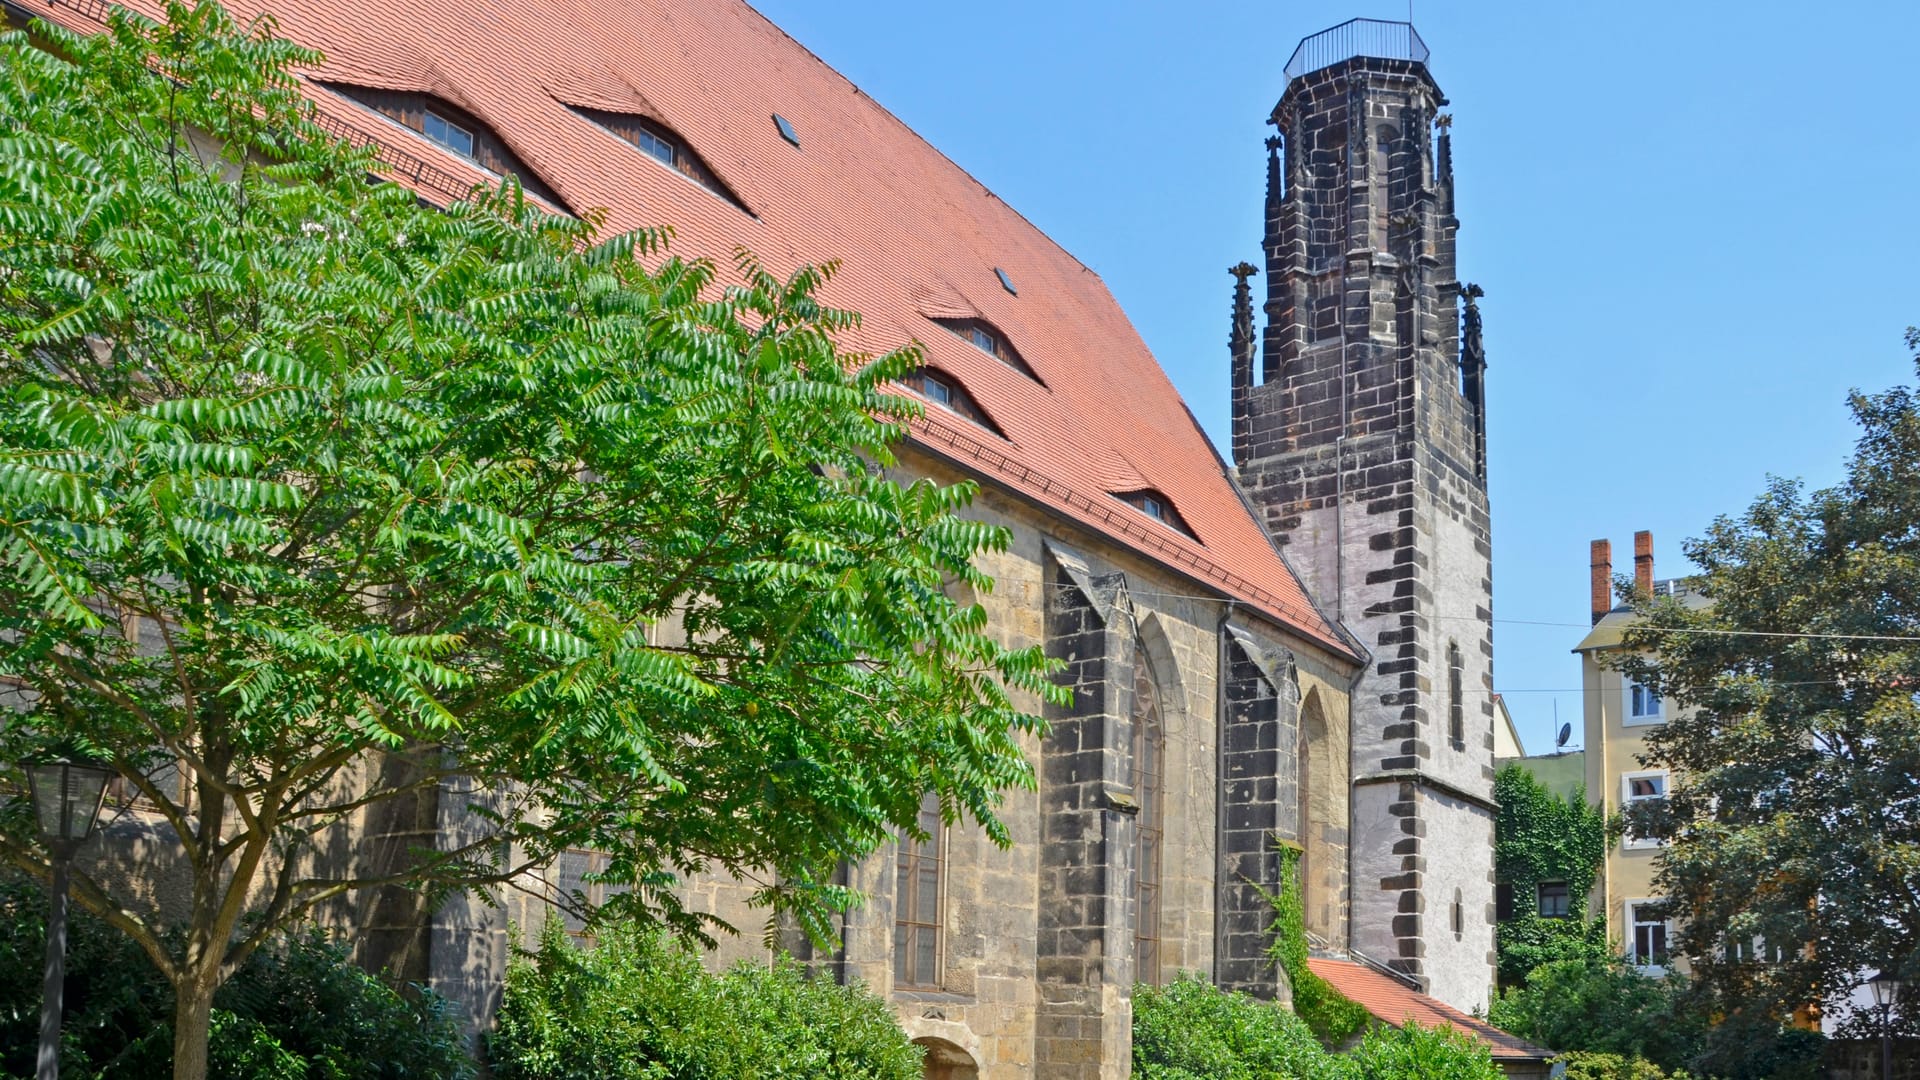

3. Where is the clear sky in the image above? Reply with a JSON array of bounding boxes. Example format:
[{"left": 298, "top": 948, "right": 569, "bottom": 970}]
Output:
[{"left": 748, "top": 0, "right": 1920, "bottom": 756}]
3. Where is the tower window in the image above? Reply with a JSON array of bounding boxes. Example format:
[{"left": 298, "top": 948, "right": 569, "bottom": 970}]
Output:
[
  {"left": 1115, "top": 490, "right": 1193, "bottom": 538},
  {"left": 1447, "top": 642, "right": 1465, "bottom": 750},
  {"left": 932, "top": 318, "right": 1041, "bottom": 382},
  {"left": 570, "top": 107, "right": 750, "bottom": 213},
  {"left": 422, "top": 110, "right": 475, "bottom": 158},
  {"left": 894, "top": 791, "right": 943, "bottom": 989},
  {"left": 1453, "top": 888, "right": 1465, "bottom": 939}
]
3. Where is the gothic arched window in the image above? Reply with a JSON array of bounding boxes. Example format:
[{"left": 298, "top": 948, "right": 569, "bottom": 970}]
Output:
[
  {"left": 1447, "top": 641, "right": 1465, "bottom": 750},
  {"left": 894, "top": 791, "right": 944, "bottom": 989},
  {"left": 1131, "top": 645, "right": 1165, "bottom": 985}
]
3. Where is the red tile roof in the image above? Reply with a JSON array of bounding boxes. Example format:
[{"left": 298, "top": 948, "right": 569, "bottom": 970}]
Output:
[
  {"left": 1306, "top": 957, "right": 1552, "bottom": 1062},
  {"left": 22, "top": 0, "right": 1350, "bottom": 655}
]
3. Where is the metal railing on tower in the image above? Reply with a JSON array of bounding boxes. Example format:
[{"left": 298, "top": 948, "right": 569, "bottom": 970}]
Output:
[{"left": 1283, "top": 18, "right": 1429, "bottom": 82}]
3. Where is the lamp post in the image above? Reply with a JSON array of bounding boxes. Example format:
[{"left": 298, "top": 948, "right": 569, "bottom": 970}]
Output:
[
  {"left": 1870, "top": 968, "right": 1904, "bottom": 1080},
  {"left": 24, "top": 758, "right": 112, "bottom": 1080}
]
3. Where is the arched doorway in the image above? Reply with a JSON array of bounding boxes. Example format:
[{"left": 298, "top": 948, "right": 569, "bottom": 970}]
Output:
[{"left": 914, "top": 1037, "right": 979, "bottom": 1080}]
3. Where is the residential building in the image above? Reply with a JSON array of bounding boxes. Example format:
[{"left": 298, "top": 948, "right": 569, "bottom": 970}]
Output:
[
  {"left": 1573, "top": 531, "right": 1699, "bottom": 971},
  {"left": 8, "top": 0, "right": 1504, "bottom": 1073}
]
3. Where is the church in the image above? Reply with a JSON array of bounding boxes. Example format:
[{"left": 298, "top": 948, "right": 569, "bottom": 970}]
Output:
[{"left": 10, "top": 0, "right": 1503, "bottom": 1075}]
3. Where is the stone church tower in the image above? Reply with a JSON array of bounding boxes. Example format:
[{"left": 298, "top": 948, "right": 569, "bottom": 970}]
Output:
[{"left": 1230, "top": 19, "right": 1497, "bottom": 1010}]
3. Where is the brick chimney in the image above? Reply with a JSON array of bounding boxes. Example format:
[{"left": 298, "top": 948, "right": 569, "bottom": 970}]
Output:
[
  {"left": 1634, "top": 530, "right": 1654, "bottom": 598},
  {"left": 1590, "top": 539, "right": 1612, "bottom": 625}
]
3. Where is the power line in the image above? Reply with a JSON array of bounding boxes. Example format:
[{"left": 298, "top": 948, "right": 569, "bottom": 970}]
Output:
[{"left": 971, "top": 577, "right": 1920, "bottom": 644}]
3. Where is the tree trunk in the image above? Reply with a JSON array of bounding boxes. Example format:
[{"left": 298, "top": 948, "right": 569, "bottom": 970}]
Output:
[{"left": 171, "top": 975, "right": 215, "bottom": 1080}]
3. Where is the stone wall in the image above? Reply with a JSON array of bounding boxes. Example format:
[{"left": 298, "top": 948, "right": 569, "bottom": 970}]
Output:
[{"left": 610, "top": 447, "right": 1358, "bottom": 1077}]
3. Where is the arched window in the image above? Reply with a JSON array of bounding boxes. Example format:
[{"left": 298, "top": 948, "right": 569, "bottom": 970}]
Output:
[
  {"left": 1447, "top": 641, "right": 1465, "bottom": 750},
  {"left": 1132, "top": 643, "right": 1165, "bottom": 985},
  {"left": 1453, "top": 887, "right": 1465, "bottom": 939},
  {"left": 894, "top": 791, "right": 943, "bottom": 989}
]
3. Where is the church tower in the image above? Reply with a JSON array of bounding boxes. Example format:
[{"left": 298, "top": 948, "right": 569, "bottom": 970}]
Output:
[{"left": 1230, "top": 19, "right": 1496, "bottom": 1009}]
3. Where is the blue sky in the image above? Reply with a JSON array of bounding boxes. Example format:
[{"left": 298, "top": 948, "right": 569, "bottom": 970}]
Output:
[{"left": 749, "top": 0, "right": 1920, "bottom": 755}]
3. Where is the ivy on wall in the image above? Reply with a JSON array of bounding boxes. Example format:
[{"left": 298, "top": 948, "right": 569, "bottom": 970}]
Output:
[
  {"left": 1268, "top": 846, "right": 1373, "bottom": 1047},
  {"left": 1493, "top": 763, "right": 1618, "bottom": 986}
]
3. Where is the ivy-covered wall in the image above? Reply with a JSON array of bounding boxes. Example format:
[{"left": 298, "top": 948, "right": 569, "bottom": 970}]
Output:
[{"left": 1493, "top": 763, "right": 1615, "bottom": 986}]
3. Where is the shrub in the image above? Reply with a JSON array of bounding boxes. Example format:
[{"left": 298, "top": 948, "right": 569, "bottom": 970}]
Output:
[
  {"left": 0, "top": 877, "right": 471, "bottom": 1078},
  {"left": 489, "top": 921, "right": 920, "bottom": 1080},
  {"left": 1345, "top": 1022, "right": 1503, "bottom": 1080},
  {"left": 1133, "top": 976, "right": 1504, "bottom": 1080},
  {"left": 1132, "top": 974, "right": 1332, "bottom": 1080},
  {"left": 1487, "top": 959, "right": 1703, "bottom": 1070},
  {"left": 1552, "top": 1050, "right": 1677, "bottom": 1080}
]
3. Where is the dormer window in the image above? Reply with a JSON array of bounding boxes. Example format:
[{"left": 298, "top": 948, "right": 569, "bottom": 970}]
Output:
[
  {"left": 1116, "top": 490, "right": 1193, "bottom": 538},
  {"left": 321, "top": 83, "right": 565, "bottom": 208},
  {"left": 931, "top": 318, "right": 1041, "bottom": 383},
  {"left": 421, "top": 110, "right": 475, "bottom": 158},
  {"left": 570, "top": 106, "right": 749, "bottom": 213},
  {"left": 911, "top": 368, "right": 1005, "bottom": 438}
]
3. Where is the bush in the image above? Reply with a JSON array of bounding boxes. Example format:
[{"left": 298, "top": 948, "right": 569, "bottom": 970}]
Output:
[
  {"left": 1345, "top": 1022, "right": 1503, "bottom": 1080},
  {"left": 1133, "top": 976, "right": 1503, "bottom": 1080},
  {"left": 1495, "top": 915, "right": 1613, "bottom": 989},
  {"left": 1552, "top": 1050, "right": 1679, "bottom": 1080},
  {"left": 489, "top": 921, "right": 920, "bottom": 1080},
  {"left": 0, "top": 877, "right": 471, "bottom": 1078},
  {"left": 1487, "top": 959, "right": 1703, "bottom": 1070},
  {"left": 1132, "top": 974, "right": 1332, "bottom": 1080}
]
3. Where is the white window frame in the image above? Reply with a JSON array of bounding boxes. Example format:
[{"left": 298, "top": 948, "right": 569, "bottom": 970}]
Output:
[
  {"left": 1621, "top": 770, "right": 1669, "bottom": 850},
  {"left": 1624, "top": 898, "right": 1673, "bottom": 974},
  {"left": 1623, "top": 675, "right": 1664, "bottom": 727}
]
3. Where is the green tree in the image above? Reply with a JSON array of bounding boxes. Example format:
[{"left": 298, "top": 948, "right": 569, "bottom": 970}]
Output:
[
  {"left": 1486, "top": 959, "right": 1703, "bottom": 1071},
  {"left": 1492, "top": 763, "right": 1614, "bottom": 986},
  {"left": 0, "top": 5, "right": 1058, "bottom": 1077},
  {"left": 1616, "top": 333, "right": 1920, "bottom": 1043}
]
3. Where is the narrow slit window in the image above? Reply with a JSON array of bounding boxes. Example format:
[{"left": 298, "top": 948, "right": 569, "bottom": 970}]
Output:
[{"left": 1447, "top": 642, "right": 1465, "bottom": 749}]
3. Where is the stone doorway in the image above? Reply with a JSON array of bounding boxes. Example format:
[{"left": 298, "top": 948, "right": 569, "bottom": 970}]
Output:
[{"left": 914, "top": 1036, "right": 979, "bottom": 1080}]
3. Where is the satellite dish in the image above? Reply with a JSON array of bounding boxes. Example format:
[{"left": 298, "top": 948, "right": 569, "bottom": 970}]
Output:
[{"left": 1555, "top": 722, "right": 1573, "bottom": 749}]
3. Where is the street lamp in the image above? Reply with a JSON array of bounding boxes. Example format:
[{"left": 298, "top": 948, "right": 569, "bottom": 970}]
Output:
[
  {"left": 1869, "top": 968, "right": 1904, "bottom": 1080},
  {"left": 24, "top": 758, "right": 112, "bottom": 1080}
]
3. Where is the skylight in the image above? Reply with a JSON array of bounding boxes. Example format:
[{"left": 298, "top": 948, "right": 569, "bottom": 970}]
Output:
[
  {"left": 994, "top": 267, "right": 1017, "bottom": 295},
  {"left": 772, "top": 113, "right": 800, "bottom": 147}
]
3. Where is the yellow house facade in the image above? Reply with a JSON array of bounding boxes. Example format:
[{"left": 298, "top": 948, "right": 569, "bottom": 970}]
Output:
[{"left": 1573, "top": 531, "right": 1701, "bottom": 977}]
